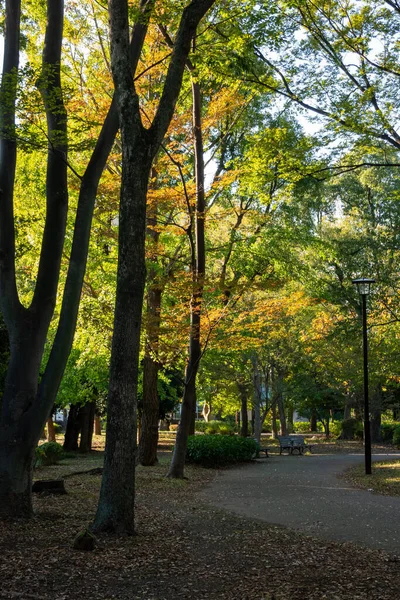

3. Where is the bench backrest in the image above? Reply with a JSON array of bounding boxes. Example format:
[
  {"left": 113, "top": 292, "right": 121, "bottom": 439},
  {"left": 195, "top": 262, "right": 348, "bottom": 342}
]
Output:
[
  {"left": 277, "top": 436, "right": 293, "bottom": 446},
  {"left": 277, "top": 435, "right": 305, "bottom": 447},
  {"left": 291, "top": 435, "right": 305, "bottom": 444}
]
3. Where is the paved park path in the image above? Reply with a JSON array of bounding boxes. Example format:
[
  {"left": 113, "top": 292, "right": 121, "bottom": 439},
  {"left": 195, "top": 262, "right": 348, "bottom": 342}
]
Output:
[{"left": 198, "top": 452, "right": 400, "bottom": 554}]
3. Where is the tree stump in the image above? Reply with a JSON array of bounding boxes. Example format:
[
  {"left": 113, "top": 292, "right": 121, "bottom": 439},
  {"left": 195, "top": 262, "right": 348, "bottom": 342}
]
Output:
[
  {"left": 73, "top": 529, "right": 96, "bottom": 551},
  {"left": 32, "top": 479, "right": 67, "bottom": 494}
]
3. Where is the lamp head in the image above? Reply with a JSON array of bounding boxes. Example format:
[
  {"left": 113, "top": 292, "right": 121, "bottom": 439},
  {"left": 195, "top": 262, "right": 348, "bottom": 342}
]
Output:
[{"left": 352, "top": 278, "right": 375, "bottom": 296}]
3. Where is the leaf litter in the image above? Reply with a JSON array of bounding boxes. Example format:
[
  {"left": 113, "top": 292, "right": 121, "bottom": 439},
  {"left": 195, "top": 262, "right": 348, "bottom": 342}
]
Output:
[{"left": 0, "top": 454, "right": 399, "bottom": 599}]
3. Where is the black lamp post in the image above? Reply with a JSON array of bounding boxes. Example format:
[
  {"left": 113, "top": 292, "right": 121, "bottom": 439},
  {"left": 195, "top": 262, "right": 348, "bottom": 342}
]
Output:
[{"left": 352, "top": 278, "right": 375, "bottom": 475}]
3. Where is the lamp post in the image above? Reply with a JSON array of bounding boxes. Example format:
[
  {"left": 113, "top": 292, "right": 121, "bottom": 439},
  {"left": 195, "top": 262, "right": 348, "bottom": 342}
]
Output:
[{"left": 352, "top": 278, "right": 375, "bottom": 475}]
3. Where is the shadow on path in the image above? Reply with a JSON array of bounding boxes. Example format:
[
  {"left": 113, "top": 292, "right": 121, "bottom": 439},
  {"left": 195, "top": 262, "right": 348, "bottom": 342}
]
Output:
[{"left": 199, "top": 452, "right": 400, "bottom": 554}]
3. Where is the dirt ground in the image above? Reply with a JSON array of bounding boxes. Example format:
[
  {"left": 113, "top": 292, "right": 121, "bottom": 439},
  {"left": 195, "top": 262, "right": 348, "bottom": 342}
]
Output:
[{"left": 0, "top": 446, "right": 399, "bottom": 600}]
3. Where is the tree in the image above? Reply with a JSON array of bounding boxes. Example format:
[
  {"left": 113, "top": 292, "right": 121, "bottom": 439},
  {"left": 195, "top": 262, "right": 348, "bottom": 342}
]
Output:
[
  {"left": 0, "top": 0, "right": 151, "bottom": 518},
  {"left": 92, "top": 0, "right": 216, "bottom": 534}
]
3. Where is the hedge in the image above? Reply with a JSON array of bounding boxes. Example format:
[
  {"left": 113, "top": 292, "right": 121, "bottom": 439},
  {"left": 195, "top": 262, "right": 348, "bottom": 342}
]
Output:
[{"left": 186, "top": 434, "right": 258, "bottom": 467}]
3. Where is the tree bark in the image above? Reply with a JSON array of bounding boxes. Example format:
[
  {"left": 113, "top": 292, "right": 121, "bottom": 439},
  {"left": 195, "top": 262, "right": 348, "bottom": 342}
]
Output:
[
  {"left": 92, "top": 137, "right": 150, "bottom": 533},
  {"left": 273, "top": 367, "right": 287, "bottom": 436},
  {"left": 343, "top": 394, "right": 352, "bottom": 420},
  {"left": 63, "top": 404, "right": 81, "bottom": 452},
  {"left": 47, "top": 418, "right": 56, "bottom": 443},
  {"left": 138, "top": 354, "right": 161, "bottom": 466},
  {"left": 79, "top": 402, "right": 95, "bottom": 452},
  {"left": 239, "top": 385, "right": 249, "bottom": 437},
  {"left": 94, "top": 414, "right": 102, "bottom": 435},
  {"left": 371, "top": 409, "right": 382, "bottom": 443},
  {"left": 0, "top": 0, "right": 67, "bottom": 518},
  {"left": 0, "top": 0, "right": 153, "bottom": 519},
  {"left": 138, "top": 181, "right": 162, "bottom": 467},
  {"left": 189, "top": 395, "right": 197, "bottom": 436},
  {"left": 310, "top": 408, "right": 317, "bottom": 432},
  {"left": 287, "top": 402, "right": 294, "bottom": 433},
  {"left": 167, "top": 70, "right": 206, "bottom": 478},
  {"left": 94, "top": 0, "right": 216, "bottom": 528},
  {"left": 271, "top": 403, "right": 278, "bottom": 439},
  {"left": 251, "top": 356, "right": 263, "bottom": 442},
  {"left": 324, "top": 416, "right": 330, "bottom": 438}
]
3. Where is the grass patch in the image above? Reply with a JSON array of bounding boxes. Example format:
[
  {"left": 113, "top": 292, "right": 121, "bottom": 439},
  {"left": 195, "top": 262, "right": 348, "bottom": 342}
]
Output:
[{"left": 344, "top": 460, "right": 400, "bottom": 496}]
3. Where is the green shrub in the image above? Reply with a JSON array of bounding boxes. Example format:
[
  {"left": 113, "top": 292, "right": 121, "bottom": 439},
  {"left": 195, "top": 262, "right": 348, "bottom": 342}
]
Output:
[
  {"left": 206, "top": 421, "right": 235, "bottom": 435},
  {"left": 195, "top": 420, "right": 237, "bottom": 435},
  {"left": 329, "top": 421, "right": 342, "bottom": 437},
  {"left": 217, "top": 423, "right": 235, "bottom": 436},
  {"left": 393, "top": 425, "right": 400, "bottom": 446},
  {"left": 34, "top": 442, "right": 65, "bottom": 467},
  {"left": 186, "top": 434, "right": 258, "bottom": 467},
  {"left": 340, "top": 418, "right": 363, "bottom": 440},
  {"left": 381, "top": 423, "right": 398, "bottom": 442},
  {"left": 195, "top": 420, "right": 208, "bottom": 432},
  {"left": 293, "top": 421, "right": 311, "bottom": 433}
]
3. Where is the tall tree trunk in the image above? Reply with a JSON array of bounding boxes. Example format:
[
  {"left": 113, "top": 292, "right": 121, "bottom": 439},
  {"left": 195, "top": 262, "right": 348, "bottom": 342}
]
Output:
[
  {"left": 189, "top": 395, "right": 197, "bottom": 436},
  {"left": 287, "top": 402, "right": 294, "bottom": 433},
  {"left": 253, "top": 399, "right": 262, "bottom": 442},
  {"left": 138, "top": 172, "right": 162, "bottom": 467},
  {"left": 168, "top": 319, "right": 201, "bottom": 478},
  {"left": 324, "top": 416, "right": 330, "bottom": 439},
  {"left": 239, "top": 385, "right": 249, "bottom": 437},
  {"left": 94, "top": 413, "right": 102, "bottom": 435},
  {"left": 167, "top": 71, "right": 206, "bottom": 479},
  {"left": 79, "top": 402, "right": 96, "bottom": 453},
  {"left": 92, "top": 142, "right": 150, "bottom": 533},
  {"left": 277, "top": 397, "right": 286, "bottom": 436},
  {"left": 0, "top": 0, "right": 155, "bottom": 520},
  {"left": 370, "top": 384, "right": 382, "bottom": 443},
  {"left": 310, "top": 408, "right": 317, "bottom": 432},
  {"left": 63, "top": 404, "right": 81, "bottom": 452},
  {"left": 0, "top": 0, "right": 68, "bottom": 518},
  {"left": 251, "top": 356, "right": 263, "bottom": 442},
  {"left": 138, "top": 354, "right": 161, "bottom": 465},
  {"left": 271, "top": 403, "right": 278, "bottom": 439},
  {"left": 47, "top": 418, "right": 56, "bottom": 443},
  {"left": 343, "top": 394, "right": 352, "bottom": 420},
  {"left": 272, "top": 366, "right": 286, "bottom": 436},
  {"left": 371, "top": 409, "right": 382, "bottom": 443},
  {"left": 235, "top": 411, "right": 240, "bottom": 427},
  {"left": 93, "top": 0, "right": 215, "bottom": 529}
]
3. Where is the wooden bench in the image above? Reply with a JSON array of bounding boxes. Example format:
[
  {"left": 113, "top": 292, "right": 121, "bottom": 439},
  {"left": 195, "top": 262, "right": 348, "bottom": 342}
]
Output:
[
  {"left": 258, "top": 446, "right": 269, "bottom": 457},
  {"left": 277, "top": 435, "right": 313, "bottom": 455},
  {"left": 252, "top": 440, "right": 269, "bottom": 458}
]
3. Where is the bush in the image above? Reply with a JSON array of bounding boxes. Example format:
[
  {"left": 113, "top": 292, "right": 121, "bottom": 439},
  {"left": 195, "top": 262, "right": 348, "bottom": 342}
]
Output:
[
  {"left": 381, "top": 423, "right": 398, "bottom": 442},
  {"left": 53, "top": 422, "right": 63, "bottom": 434},
  {"left": 206, "top": 421, "right": 235, "bottom": 435},
  {"left": 393, "top": 425, "right": 400, "bottom": 446},
  {"left": 329, "top": 421, "right": 343, "bottom": 437},
  {"left": 216, "top": 423, "right": 235, "bottom": 436},
  {"left": 34, "top": 442, "right": 65, "bottom": 467},
  {"left": 195, "top": 420, "right": 237, "bottom": 435},
  {"left": 195, "top": 420, "right": 208, "bottom": 432},
  {"left": 186, "top": 434, "right": 258, "bottom": 467},
  {"left": 293, "top": 421, "right": 311, "bottom": 433},
  {"left": 340, "top": 418, "right": 363, "bottom": 440}
]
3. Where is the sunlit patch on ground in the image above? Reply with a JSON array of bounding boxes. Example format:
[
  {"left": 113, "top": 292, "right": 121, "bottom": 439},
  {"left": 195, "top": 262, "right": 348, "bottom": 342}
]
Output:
[{"left": 344, "top": 460, "right": 400, "bottom": 496}]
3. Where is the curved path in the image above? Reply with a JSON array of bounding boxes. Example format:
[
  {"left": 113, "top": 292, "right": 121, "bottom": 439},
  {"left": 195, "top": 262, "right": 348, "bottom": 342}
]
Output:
[{"left": 198, "top": 452, "right": 400, "bottom": 554}]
